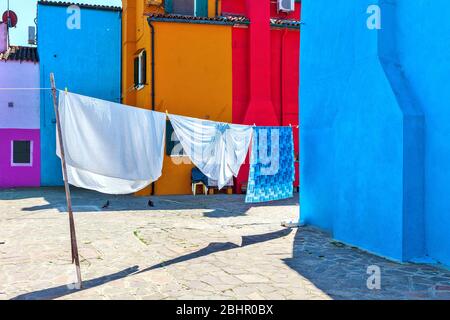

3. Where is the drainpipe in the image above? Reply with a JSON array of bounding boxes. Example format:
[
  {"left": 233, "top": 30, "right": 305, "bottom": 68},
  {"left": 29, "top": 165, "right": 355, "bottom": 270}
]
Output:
[
  {"left": 148, "top": 20, "right": 156, "bottom": 112},
  {"left": 147, "top": 19, "right": 156, "bottom": 195},
  {"left": 215, "top": 0, "right": 219, "bottom": 16},
  {"left": 280, "top": 28, "right": 288, "bottom": 125}
]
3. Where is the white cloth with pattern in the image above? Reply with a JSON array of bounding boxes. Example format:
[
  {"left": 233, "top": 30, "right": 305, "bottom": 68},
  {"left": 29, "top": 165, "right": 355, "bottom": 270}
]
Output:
[
  {"left": 168, "top": 114, "right": 252, "bottom": 189},
  {"left": 57, "top": 91, "right": 166, "bottom": 194}
]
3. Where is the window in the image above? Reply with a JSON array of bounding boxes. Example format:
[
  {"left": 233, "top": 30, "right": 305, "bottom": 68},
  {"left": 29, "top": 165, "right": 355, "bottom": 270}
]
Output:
[
  {"left": 173, "top": 0, "right": 195, "bottom": 15},
  {"left": 134, "top": 50, "right": 147, "bottom": 90},
  {"left": 167, "top": 0, "right": 208, "bottom": 17},
  {"left": 11, "top": 140, "right": 33, "bottom": 167},
  {"left": 166, "top": 120, "right": 187, "bottom": 157}
]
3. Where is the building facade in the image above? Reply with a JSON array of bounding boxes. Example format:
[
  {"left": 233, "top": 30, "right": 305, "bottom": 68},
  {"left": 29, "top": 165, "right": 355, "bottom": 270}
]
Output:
[
  {"left": 37, "top": 1, "right": 122, "bottom": 186},
  {"left": 122, "top": 0, "right": 300, "bottom": 195},
  {"left": 0, "top": 23, "right": 41, "bottom": 188},
  {"left": 300, "top": 0, "right": 450, "bottom": 267}
]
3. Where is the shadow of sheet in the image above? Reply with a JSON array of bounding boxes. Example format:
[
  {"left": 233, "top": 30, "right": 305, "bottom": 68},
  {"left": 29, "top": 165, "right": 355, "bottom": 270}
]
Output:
[
  {"left": 1, "top": 187, "right": 297, "bottom": 217},
  {"left": 202, "top": 197, "right": 299, "bottom": 219},
  {"left": 135, "top": 228, "right": 292, "bottom": 275},
  {"left": 11, "top": 266, "right": 139, "bottom": 300}
]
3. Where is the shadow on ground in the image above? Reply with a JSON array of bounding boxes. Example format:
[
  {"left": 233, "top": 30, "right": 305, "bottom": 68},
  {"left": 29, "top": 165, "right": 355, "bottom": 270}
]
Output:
[
  {"left": 283, "top": 228, "right": 450, "bottom": 300},
  {"left": 11, "top": 229, "right": 292, "bottom": 300},
  {"left": 11, "top": 266, "right": 139, "bottom": 300},
  {"left": 0, "top": 187, "right": 297, "bottom": 218},
  {"left": 135, "top": 228, "right": 292, "bottom": 274}
]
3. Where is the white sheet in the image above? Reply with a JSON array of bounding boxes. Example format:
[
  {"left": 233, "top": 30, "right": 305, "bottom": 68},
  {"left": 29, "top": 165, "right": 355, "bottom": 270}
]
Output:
[
  {"left": 168, "top": 114, "right": 252, "bottom": 189},
  {"left": 57, "top": 91, "right": 166, "bottom": 194}
]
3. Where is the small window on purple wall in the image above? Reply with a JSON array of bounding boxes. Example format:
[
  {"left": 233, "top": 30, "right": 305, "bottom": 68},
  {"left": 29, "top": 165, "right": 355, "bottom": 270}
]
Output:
[{"left": 11, "top": 140, "right": 32, "bottom": 166}]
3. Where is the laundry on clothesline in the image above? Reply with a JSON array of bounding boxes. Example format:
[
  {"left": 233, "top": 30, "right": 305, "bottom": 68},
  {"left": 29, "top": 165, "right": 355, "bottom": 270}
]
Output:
[
  {"left": 56, "top": 91, "right": 295, "bottom": 203},
  {"left": 57, "top": 91, "right": 166, "bottom": 194},
  {"left": 168, "top": 114, "right": 253, "bottom": 190},
  {"left": 245, "top": 126, "right": 295, "bottom": 203}
]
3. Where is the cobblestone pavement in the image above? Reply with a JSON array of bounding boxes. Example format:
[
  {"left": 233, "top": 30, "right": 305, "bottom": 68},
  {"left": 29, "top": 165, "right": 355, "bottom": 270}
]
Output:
[{"left": 0, "top": 188, "right": 449, "bottom": 300}]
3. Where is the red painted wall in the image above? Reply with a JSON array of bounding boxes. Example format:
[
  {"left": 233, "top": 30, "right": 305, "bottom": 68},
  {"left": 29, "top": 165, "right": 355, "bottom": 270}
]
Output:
[
  {"left": 223, "top": 0, "right": 301, "bottom": 19},
  {"left": 222, "top": 0, "right": 246, "bottom": 15},
  {"left": 230, "top": 0, "right": 301, "bottom": 191}
]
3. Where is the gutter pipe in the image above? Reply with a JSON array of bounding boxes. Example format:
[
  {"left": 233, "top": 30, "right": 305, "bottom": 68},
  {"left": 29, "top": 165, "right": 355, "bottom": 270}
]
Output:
[{"left": 147, "top": 18, "right": 156, "bottom": 196}]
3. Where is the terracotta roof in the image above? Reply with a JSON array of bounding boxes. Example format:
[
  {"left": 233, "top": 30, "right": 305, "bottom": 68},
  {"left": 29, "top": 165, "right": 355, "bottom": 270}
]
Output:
[
  {"left": 146, "top": 13, "right": 300, "bottom": 29},
  {"left": 146, "top": 13, "right": 250, "bottom": 26},
  {"left": 37, "top": 1, "right": 121, "bottom": 12},
  {"left": 0, "top": 46, "right": 39, "bottom": 63},
  {"left": 270, "top": 18, "right": 302, "bottom": 29}
]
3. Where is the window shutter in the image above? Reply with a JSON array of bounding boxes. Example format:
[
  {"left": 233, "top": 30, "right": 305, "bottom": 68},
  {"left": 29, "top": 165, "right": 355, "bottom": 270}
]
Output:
[
  {"left": 166, "top": 121, "right": 187, "bottom": 156},
  {"left": 165, "top": 0, "right": 173, "bottom": 13},
  {"left": 134, "top": 56, "right": 139, "bottom": 87},
  {"left": 141, "top": 50, "right": 147, "bottom": 85},
  {"left": 195, "top": 0, "right": 208, "bottom": 17},
  {"left": 165, "top": 120, "right": 175, "bottom": 156}
]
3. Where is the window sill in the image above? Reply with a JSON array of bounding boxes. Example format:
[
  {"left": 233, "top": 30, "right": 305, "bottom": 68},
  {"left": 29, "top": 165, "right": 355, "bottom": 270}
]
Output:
[{"left": 11, "top": 163, "right": 33, "bottom": 167}]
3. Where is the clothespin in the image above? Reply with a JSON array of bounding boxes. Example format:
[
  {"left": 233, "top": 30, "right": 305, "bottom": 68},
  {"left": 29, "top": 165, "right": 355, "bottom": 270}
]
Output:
[
  {"left": 165, "top": 110, "right": 169, "bottom": 118},
  {"left": 65, "top": 87, "right": 68, "bottom": 95},
  {"left": 253, "top": 123, "right": 256, "bottom": 127}
]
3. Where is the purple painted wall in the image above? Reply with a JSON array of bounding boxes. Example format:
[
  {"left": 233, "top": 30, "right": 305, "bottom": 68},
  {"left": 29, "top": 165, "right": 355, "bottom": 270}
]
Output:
[
  {"left": 0, "top": 61, "right": 40, "bottom": 129},
  {"left": 0, "top": 23, "right": 6, "bottom": 53},
  {"left": 0, "top": 129, "right": 41, "bottom": 187},
  {"left": 0, "top": 48, "right": 40, "bottom": 188}
]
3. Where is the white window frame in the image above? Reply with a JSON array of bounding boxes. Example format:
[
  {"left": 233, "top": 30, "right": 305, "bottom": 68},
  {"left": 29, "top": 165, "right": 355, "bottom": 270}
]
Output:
[
  {"left": 135, "top": 50, "right": 146, "bottom": 91},
  {"left": 11, "top": 140, "right": 34, "bottom": 167}
]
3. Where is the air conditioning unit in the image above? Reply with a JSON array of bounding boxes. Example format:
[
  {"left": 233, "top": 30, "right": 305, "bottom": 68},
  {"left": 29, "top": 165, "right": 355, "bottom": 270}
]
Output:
[{"left": 278, "top": 0, "right": 295, "bottom": 12}]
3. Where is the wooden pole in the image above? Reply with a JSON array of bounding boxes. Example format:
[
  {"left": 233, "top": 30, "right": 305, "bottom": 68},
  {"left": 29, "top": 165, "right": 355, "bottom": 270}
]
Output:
[{"left": 50, "top": 73, "right": 82, "bottom": 289}]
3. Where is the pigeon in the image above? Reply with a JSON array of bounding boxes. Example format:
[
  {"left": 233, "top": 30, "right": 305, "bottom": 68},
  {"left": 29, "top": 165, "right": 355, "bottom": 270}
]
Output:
[
  {"left": 102, "top": 200, "right": 110, "bottom": 209},
  {"left": 148, "top": 200, "right": 154, "bottom": 207}
]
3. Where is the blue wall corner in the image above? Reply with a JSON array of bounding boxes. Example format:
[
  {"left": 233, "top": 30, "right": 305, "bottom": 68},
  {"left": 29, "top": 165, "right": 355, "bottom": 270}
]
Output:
[
  {"left": 299, "top": 0, "right": 450, "bottom": 266},
  {"left": 37, "top": 5, "right": 122, "bottom": 186}
]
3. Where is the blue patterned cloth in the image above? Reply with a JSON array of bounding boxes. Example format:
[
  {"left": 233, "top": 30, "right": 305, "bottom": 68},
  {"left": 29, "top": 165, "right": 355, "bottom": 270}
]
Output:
[{"left": 245, "top": 127, "right": 295, "bottom": 203}]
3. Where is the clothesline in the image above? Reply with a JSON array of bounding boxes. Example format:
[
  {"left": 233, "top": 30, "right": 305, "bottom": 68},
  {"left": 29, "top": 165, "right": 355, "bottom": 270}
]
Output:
[
  {"left": 0, "top": 87, "right": 53, "bottom": 90},
  {"left": 58, "top": 89, "right": 298, "bottom": 128},
  {"left": 57, "top": 90, "right": 295, "bottom": 198},
  {"left": 0, "top": 87, "right": 299, "bottom": 128}
]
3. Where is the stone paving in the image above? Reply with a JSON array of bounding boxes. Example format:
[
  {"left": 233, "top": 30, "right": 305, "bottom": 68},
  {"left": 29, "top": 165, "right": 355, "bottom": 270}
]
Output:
[{"left": 0, "top": 188, "right": 449, "bottom": 300}]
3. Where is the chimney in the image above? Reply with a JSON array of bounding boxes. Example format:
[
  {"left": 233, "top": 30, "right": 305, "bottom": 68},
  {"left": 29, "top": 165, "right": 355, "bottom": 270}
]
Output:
[
  {"left": 243, "top": 0, "right": 278, "bottom": 126},
  {"left": 28, "top": 26, "right": 36, "bottom": 45},
  {"left": 0, "top": 22, "right": 7, "bottom": 53}
]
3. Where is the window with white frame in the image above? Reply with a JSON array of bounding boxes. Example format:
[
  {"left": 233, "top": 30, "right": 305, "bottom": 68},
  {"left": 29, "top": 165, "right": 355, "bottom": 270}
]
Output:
[
  {"left": 11, "top": 140, "right": 33, "bottom": 167},
  {"left": 134, "top": 50, "right": 147, "bottom": 90}
]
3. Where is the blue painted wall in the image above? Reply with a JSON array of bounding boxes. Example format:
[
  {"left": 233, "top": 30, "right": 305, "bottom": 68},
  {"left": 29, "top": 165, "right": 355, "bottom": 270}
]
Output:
[
  {"left": 38, "top": 4, "right": 121, "bottom": 186},
  {"left": 300, "top": 0, "right": 450, "bottom": 266}
]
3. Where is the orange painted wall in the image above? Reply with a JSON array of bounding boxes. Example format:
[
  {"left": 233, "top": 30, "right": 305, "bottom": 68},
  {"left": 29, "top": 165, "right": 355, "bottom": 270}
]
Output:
[
  {"left": 122, "top": 1, "right": 233, "bottom": 195},
  {"left": 153, "top": 22, "right": 232, "bottom": 195}
]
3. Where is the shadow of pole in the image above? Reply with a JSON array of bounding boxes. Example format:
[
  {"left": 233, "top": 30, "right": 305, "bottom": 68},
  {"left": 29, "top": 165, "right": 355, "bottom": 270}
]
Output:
[
  {"left": 134, "top": 228, "right": 293, "bottom": 275},
  {"left": 11, "top": 266, "right": 139, "bottom": 300}
]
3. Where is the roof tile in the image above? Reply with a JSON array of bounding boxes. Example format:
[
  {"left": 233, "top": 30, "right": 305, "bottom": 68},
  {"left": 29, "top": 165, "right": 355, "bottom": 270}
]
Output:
[
  {"left": 146, "top": 13, "right": 300, "bottom": 29},
  {"left": 0, "top": 46, "right": 39, "bottom": 63},
  {"left": 146, "top": 13, "right": 250, "bottom": 25},
  {"left": 37, "top": 1, "right": 121, "bottom": 12}
]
